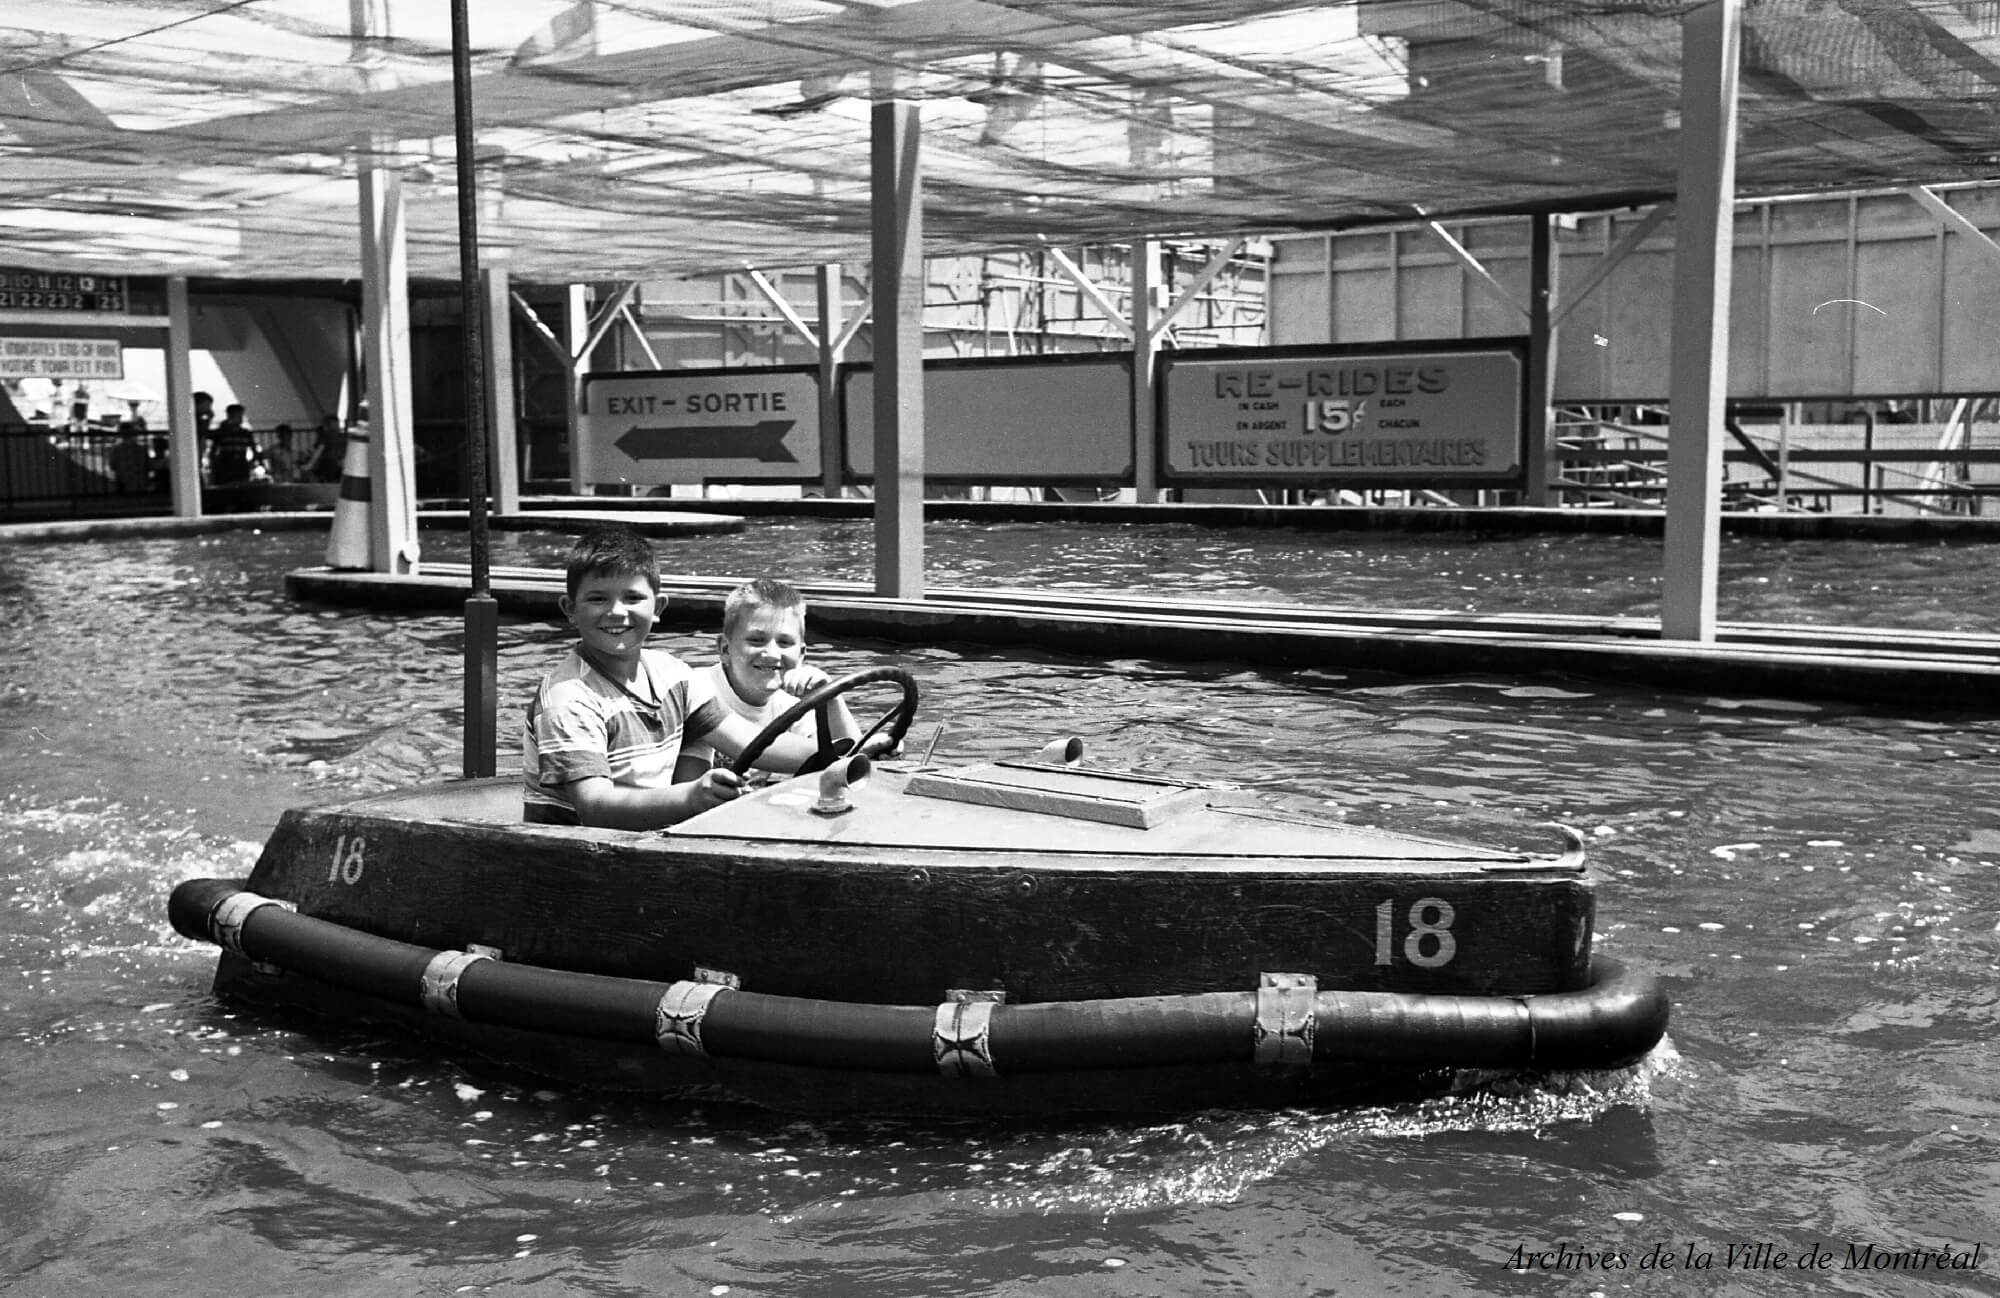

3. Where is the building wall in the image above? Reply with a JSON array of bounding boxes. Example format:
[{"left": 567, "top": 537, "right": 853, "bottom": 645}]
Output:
[{"left": 1268, "top": 186, "right": 2000, "bottom": 402}]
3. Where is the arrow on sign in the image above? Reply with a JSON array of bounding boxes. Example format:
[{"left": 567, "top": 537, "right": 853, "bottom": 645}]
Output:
[{"left": 614, "top": 421, "right": 797, "bottom": 463}]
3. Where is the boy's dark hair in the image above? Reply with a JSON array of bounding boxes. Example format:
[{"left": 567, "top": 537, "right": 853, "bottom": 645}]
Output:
[
  {"left": 564, "top": 526, "right": 659, "bottom": 598},
  {"left": 722, "top": 575, "right": 806, "bottom": 635}
]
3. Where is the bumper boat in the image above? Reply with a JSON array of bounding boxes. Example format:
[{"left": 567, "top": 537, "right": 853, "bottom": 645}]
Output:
[{"left": 169, "top": 667, "right": 1669, "bottom": 1116}]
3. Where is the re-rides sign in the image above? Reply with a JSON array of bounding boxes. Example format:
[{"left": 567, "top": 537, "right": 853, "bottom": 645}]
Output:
[
  {"left": 579, "top": 368, "right": 821, "bottom": 485},
  {"left": 1160, "top": 344, "right": 1526, "bottom": 484}
]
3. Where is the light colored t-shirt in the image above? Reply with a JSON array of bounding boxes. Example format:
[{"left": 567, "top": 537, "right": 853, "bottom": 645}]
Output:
[
  {"left": 676, "top": 662, "right": 817, "bottom": 774},
  {"left": 522, "top": 647, "right": 724, "bottom": 824}
]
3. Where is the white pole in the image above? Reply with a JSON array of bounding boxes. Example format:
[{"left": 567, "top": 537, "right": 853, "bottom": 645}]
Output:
[
  {"left": 1661, "top": 0, "right": 1741, "bottom": 640},
  {"left": 164, "top": 276, "right": 201, "bottom": 518},
  {"left": 357, "top": 158, "right": 420, "bottom": 574}
]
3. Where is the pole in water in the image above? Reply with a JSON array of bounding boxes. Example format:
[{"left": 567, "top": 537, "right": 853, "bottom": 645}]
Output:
[{"left": 450, "top": 0, "right": 498, "bottom": 778}]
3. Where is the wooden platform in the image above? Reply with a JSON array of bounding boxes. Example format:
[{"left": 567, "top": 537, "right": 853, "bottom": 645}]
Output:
[
  {"left": 286, "top": 560, "right": 2000, "bottom": 709},
  {"left": 487, "top": 509, "right": 743, "bottom": 537},
  {"left": 6, "top": 505, "right": 1991, "bottom": 706}
]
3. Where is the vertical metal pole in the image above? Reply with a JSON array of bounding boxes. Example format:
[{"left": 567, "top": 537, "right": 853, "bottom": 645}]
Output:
[
  {"left": 449, "top": 0, "right": 496, "bottom": 778},
  {"left": 565, "top": 283, "right": 589, "bottom": 492},
  {"left": 1778, "top": 403, "right": 1792, "bottom": 509},
  {"left": 1661, "top": 0, "right": 1741, "bottom": 641},
  {"left": 1524, "top": 214, "right": 1557, "bottom": 507},
  {"left": 164, "top": 276, "right": 201, "bottom": 518},
  {"left": 871, "top": 100, "right": 924, "bottom": 598},
  {"left": 1130, "top": 240, "right": 1159, "bottom": 500},
  {"left": 816, "top": 263, "right": 845, "bottom": 498},
  {"left": 1863, "top": 411, "right": 1876, "bottom": 514}
]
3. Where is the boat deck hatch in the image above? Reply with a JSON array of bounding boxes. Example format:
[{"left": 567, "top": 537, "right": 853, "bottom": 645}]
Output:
[{"left": 902, "top": 762, "right": 1209, "bottom": 829}]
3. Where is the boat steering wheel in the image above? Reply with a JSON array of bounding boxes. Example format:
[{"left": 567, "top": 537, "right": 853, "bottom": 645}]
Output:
[{"left": 729, "top": 665, "right": 920, "bottom": 778}]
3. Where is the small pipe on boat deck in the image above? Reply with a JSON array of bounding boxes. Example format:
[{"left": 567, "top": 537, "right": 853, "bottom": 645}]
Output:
[
  {"left": 813, "top": 753, "right": 873, "bottom": 815},
  {"left": 1032, "top": 737, "right": 1085, "bottom": 766}
]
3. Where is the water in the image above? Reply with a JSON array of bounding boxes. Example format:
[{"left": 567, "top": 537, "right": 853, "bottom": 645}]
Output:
[
  {"left": 4, "top": 522, "right": 1998, "bottom": 1296},
  {"left": 439, "top": 518, "right": 2000, "bottom": 634}
]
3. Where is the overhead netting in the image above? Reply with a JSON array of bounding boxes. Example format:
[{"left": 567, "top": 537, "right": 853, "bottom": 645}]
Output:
[{"left": 3, "top": 0, "right": 1999, "bottom": 281}]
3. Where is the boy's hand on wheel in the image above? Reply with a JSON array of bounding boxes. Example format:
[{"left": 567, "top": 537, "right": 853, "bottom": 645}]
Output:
[
  {"left": 782, "top": 665, "right": 830, "bottom": 696},
  {"left": 692, "top": 768, "right": 743, "bottom": 810}
]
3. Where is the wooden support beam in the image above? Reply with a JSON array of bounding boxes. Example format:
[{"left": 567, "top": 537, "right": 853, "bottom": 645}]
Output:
[
  {"left": 1524, "top": 214, "right": 1556, "bottom": 507},
  {"left": 871, "top": 100, "right": 924, "bottom": 598},
  {"left": 481, "top": 267, "right": 520, "bottom": 514},
  {"left": 1131, "top": 240, "right": 1159, "bottom": 498},
  {"left": 580, "top": 282, "right": 637, "bottom": 363},
  {"left": 1044, "top": 245, "right": 1136, "bottom": 340},
  {"left": 358, "top": 157, "right": 419, "bottom": 574},
  {"left": 564, "top": 283, "right": 588, "bottom": 490},
  {"left": 1905, "top": 186, "right": 2000, "bottom": 272},
  {"left": 746, "top": 268, "right": 818, "bottom": 344},
  {"left": 509, "top": 291, "right": 567, "bottom": 365},
  {"left": 1551, "top": 203, "right": 1675, "bottom": 329},
  {"left": 1661, "top": 0, "right": 1741, "bottom": 641},
  {"left": 816, "top": 264, "right": 847, "bottom": 498},
  {"left": 1424, "top": 221, "right": 1529, "bottom": 322},
  {"left": 1151, "top": 238, "right": 1245, "bottom": 344},
  {"left": 835, "top": 295, "right": 873, "bottom": 355},
  {"left": 618, "top": 304, "right": 662, "bottom": 369},
  {"left": 164, "top": 276, "right": 201, "bottom": 519}
]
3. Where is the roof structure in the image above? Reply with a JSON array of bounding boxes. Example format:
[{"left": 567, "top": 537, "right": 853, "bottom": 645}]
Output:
[{"left": 4, "top": 0, "right": 2000, "bottom": 283}]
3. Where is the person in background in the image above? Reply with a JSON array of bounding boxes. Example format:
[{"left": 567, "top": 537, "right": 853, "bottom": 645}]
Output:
[
  {"left": 206, "top": 401, "right": 261, "bottom": 485},
  {"left": 675, "top": 576, "right": 857, "bottom": 785},
  {"left": 110, "top": 403, "right": 150, "bottom": 494},
  {"left": 302, "top": 413, "right": 347, "bottom": 483},
  {"left": 262, "top": 423, "right": 296, "bottom": 481},
  {"left": 522, "top": 528, "right": 830, "bottom": 830}
]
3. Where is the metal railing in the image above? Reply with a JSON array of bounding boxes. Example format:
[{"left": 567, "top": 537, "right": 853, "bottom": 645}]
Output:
[
  {"left": 1550, "top": 408, "right": 2000, "bottom": 516},
  {"left": 0, "top": 423, "right": 166, "bottom": 512},
  {"left": 0, "top": 421, "right": 343, "bottom": 514}
]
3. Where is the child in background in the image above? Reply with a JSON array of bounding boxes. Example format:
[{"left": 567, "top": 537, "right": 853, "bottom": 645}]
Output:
[
  {"left": 675, "top": 577, "right": 858, "bottom": 784},
  {"left": 522, "top": 529, "right": 826, "bottom": 830}
]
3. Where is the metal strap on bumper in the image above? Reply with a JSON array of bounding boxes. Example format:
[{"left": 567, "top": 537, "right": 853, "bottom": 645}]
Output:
[
  {"left": 933, "top": 999, "right": 998, "bottom": 1078},
  {"left": 655, "top": 980, "right": 731, "bottom": 1056},
  {"left": 419, "top": 950, "right": 491, "bottom": 1018},
  {"left": 1252, "top": 971, "right": 1317, "bottom": 1065},
  {"left": 210, "top": 891, "right": 285, "bottom": 956}
]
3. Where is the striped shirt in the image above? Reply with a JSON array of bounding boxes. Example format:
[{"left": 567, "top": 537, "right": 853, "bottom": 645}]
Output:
[{"left": 522, "top": 647, "right": 725, "bottom": 825}]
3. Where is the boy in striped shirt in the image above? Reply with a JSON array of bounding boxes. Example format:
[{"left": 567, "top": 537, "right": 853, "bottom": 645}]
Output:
[{"left": 523, "top": 528, "right": 822, "bottom": 829}]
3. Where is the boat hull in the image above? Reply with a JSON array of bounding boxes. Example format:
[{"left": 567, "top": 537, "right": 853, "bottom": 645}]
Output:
[
  {"left": 236, "top": 776, "right": 1595, "bottom": 1002},
  {"left": 168, "top": 773, "right": 1668, "bottom": 1115}
]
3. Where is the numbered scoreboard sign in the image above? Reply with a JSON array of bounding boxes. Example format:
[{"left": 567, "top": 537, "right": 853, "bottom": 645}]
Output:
[
  {"left": 1160, "top": 341, "right": 1527, "bottom": 486},
  {"left": 579, "top": 367, "right": 821, "bottom": 486}
]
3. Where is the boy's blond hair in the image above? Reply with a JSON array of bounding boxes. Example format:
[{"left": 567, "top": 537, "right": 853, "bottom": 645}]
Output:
[{"left": 722, "top": 576, "right": 806, "bottom": 635}]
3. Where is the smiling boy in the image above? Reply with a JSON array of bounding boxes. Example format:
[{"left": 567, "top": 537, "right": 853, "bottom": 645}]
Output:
[
  {"left": 522, "top": 529, "right": 823, "bottom": 830},
  {"left": 674, "top": 577, "right": 858, "bottom": 783}
]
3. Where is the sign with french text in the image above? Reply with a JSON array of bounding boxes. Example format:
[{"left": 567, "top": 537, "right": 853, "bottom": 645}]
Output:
[
  {"left": 579, "top": 368, "right": 821, "bottom": 485},
  {"left": 0, "top": 337, "right": 124, "bottom": 380},
  {"left": 1160, "top": 343, "right": 1525, "bottom": 484}
]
